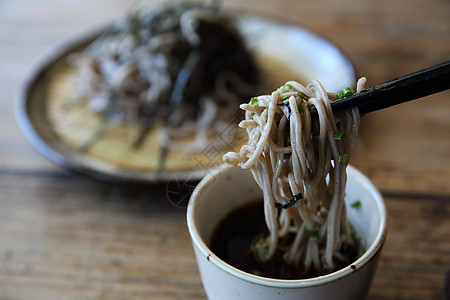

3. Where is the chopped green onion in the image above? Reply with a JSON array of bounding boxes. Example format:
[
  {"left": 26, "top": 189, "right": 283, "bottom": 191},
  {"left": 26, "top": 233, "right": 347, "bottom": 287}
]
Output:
[
  {"left": 252, "top": 244, "right": 268, "bottom": 261},
  {"left": 305, "top": 228, "right": 319, "bottom": 244},
  {"left": 277, "top": 102, "right": 288, "bottom": 107},
  {"left": 305, "top": 228, "right": 318, "bottom": 237},
  {"left": 337, "top": 87, "right": 355, "bottom": 99},
  {"left": 297, "top": 91, "right": 309, "bottom": 100},
  {"left": 280, "top": 84, "right": 294, "bottom": 92},
  {"left": 338, "top": 154, "right": 349, "bottom": 162},
  {"left": 340, "top": 224, "right": 346, "bottom": 235},
  {"left": 349, "top": 223, "right": 361, "bottom": 241},
  {"left": 351, "top": 200, "right": 362, "bottom": 208},
  {"left": 334, "top": 132, "right": 346, "bottom": 140},
  {"left": 298, "top": 101, "right": 305, "bottom": 111},
  {"left": 250, "top": 97, "right": 259, "bottom": 107},
  {"left": 277, "top": 97, "right": 290, "bottom": 107}
]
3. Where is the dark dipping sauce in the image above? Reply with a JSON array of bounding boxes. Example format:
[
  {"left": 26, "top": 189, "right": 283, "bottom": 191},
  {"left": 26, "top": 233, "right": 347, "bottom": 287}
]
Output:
[{"left": 209, "top": 200, "right": 363, "bottom": 280}]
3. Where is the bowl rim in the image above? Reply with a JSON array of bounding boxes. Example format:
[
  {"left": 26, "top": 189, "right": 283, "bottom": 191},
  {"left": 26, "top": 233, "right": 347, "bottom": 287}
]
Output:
[{"left": 187, "top": 164, "right": 388, "bottom": 288}]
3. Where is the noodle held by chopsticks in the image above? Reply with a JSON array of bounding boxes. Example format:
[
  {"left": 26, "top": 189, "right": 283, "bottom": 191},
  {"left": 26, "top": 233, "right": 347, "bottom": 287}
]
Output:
[{"left": 224, "top": 78, "right": 366, "bottom": 274}]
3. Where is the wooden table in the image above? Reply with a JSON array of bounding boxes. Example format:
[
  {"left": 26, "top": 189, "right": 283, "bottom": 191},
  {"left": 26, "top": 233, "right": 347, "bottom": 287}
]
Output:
[{"left": 1, "top": 0, "right": 449, "bottom": 299}]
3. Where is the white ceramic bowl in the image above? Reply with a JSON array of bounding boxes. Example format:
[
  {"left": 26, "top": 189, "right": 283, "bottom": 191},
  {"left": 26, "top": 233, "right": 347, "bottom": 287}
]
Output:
[{"left": 187, "top": 164, "right": 387, "bottom": 300}]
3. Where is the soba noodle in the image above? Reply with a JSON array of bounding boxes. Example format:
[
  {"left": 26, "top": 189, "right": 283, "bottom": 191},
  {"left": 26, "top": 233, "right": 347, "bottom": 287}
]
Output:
[
  {"left": 70, "top": 1, "right": 262, "bottom": 154},
  {"left": 223, "top": 78, "right": 366, "bottom": 275}
]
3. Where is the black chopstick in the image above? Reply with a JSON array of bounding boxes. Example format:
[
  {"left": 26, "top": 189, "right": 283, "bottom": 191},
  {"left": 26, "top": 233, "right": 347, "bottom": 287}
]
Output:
[{"left": 313, "top": 60, "right": 450, "bottom": 116}]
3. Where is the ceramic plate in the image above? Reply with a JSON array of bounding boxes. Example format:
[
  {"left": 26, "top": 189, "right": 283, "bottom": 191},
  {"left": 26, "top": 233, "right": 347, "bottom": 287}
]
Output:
[{"left": 15, "top": 14, "right": 355, "bottom": 183}]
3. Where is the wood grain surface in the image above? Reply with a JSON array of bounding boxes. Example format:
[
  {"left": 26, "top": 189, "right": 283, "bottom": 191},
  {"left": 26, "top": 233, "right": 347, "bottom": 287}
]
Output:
[{"left": 1, "top": 0, "right": 449, "bottom": 299}]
